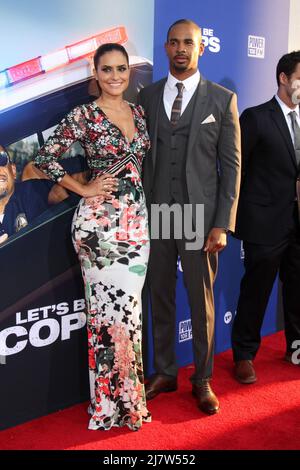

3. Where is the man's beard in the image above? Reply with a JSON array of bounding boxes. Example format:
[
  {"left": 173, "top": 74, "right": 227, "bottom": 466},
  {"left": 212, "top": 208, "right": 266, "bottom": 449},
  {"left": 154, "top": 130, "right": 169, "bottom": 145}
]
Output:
[{"left": 173, "top": 63, "right": 188, "bottom": 72}]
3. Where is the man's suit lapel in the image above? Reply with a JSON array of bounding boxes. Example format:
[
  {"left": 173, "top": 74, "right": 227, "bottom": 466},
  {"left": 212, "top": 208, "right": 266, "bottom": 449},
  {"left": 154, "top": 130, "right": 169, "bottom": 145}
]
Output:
[
  {"left": 186, "top": 76, "right": 208, "bottom": 157},
  {"left": 269, "top": 97, "right": 298, "bottom": 169}
]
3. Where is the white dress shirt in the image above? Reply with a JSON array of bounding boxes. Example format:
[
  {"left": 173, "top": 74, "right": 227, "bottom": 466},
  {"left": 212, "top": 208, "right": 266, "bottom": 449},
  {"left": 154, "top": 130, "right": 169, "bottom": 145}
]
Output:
[
  {"left": 275, "top": 94, "right": 300, "bottom": 145},
  {"left": 163, "top": 70, "right": 200, "bottom": 120}
]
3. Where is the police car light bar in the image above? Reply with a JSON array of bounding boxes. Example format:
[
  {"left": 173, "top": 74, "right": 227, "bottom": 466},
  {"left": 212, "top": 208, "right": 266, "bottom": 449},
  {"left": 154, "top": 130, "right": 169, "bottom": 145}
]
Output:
[
  {"left": 7, "top": 57, "right": 43, "bottom": 85},
  {"left": 0, "top": 55, "right": 152, "bottom": 113},
  {"left": 41, "top": 50, "right": 69, "bottom": 72},
  {"left": 0, "top": 26, "right": 127, "bottom": 89},
  {"left": 67, "top": 38, "right": 98, "bottom": 62}
]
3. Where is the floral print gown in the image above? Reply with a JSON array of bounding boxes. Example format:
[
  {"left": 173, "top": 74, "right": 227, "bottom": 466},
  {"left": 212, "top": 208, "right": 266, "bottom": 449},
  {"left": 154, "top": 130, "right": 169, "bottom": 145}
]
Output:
[{"left": 34, "top": 101, "right": 151, "bottom": 431}]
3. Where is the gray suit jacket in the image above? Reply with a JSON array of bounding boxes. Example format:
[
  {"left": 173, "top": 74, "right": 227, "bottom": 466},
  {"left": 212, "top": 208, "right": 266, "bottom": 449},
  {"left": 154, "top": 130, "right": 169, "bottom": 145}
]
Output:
[{"left": 138, "top": 75, "right": 241, "bottom": 235}]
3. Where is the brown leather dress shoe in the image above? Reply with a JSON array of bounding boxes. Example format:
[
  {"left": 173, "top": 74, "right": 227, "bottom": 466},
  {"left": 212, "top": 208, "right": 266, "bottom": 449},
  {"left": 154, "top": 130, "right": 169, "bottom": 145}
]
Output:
[
  {"left": 145, "top": 374, "right": 177, "bottom": 400},
  {"left": 234, "top": 360, "right": 257, "bottom": 384},
  {"left": 192, "top": 381, "right": 220, "bottom": 415}
]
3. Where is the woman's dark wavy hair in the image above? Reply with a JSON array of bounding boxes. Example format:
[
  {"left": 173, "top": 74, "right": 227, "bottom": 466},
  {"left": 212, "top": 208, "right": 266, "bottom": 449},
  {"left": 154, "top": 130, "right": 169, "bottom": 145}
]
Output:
[{"left": 93, "top": 42, "right": 129, "bottom": 70}]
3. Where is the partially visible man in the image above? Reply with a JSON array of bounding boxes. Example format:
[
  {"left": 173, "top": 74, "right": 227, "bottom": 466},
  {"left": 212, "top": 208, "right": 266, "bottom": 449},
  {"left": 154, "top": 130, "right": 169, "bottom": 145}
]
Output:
[
  {"left": 22, "top": 155, "right": 89, "bottom": 204},
  {"left": 139, "top": 19, "right": 241, "bottom": 414},
  {"left": 232, "top": 51, "right": 300, "bottom": 383},
  {"left": 0, "top": 145, "right": 53, "bottom": 244}
]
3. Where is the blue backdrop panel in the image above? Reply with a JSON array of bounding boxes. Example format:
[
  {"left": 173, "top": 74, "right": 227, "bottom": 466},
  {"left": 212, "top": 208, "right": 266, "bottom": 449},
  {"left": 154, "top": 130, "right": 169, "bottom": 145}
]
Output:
[
  {"left": 147, "top": 0, "right": 290, "bottom": 372},
  {"left": 153, "top": 0, "right": 290, "bottom": 109}
]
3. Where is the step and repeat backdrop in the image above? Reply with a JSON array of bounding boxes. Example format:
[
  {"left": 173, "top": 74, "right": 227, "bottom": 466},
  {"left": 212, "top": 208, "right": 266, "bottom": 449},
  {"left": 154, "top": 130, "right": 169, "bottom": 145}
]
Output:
[{"left": 0, "top": 0, "right": 290, "bottom": 428}]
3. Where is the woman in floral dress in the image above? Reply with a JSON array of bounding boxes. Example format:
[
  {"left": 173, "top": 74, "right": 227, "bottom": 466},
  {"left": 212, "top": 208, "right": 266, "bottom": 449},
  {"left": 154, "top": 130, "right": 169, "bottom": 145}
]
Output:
[{"left": 34, "top": 43, "right": 151, "bottom": 431}]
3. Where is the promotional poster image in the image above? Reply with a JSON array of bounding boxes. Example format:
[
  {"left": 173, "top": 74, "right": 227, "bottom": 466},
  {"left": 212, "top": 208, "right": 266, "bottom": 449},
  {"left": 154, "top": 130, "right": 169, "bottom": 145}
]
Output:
[{"left": 0, "top": 0, "right": 154, "bottom": 429}]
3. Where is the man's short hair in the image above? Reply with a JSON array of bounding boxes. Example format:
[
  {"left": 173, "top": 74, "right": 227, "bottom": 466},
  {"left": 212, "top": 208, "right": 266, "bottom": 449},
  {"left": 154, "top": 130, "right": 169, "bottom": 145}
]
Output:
[
  {"left": 166, "top": 19, "right": 202, "bottom": 42},
  {"left": 276, "top": 50, "right": 300, "bottom": 87}
]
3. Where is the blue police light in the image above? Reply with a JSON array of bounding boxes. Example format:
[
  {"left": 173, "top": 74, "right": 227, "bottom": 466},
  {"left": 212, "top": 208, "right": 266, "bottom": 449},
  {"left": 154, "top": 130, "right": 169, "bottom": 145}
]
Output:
[{"left": 0, "top": 70, "right": 8, "bottom": 89}]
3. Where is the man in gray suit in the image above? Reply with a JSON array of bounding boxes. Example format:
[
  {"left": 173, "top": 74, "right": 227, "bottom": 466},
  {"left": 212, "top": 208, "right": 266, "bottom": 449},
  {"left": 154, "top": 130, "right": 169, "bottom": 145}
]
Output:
[{"left": 139, "top": 19, "right": 241, "bottom": 414}]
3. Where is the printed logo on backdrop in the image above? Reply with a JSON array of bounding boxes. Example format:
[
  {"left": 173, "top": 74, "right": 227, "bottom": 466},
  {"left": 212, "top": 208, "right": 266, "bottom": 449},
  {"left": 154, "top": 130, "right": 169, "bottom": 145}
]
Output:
[
  {"left": 179, "top": 318, "right": 193, "bottom": 343},
  {"left": 248, "top": 35, "right": 265, "bottom": 59},
  {"left": 240, "top": 241, "right": 245, "bottom": 260},
  {"left": 291, "top": 79, "right": 300, "bottom": 105},
  {"left": 202, "top": 28, "right": 221, "bottom": 53},
  {"left": 291, "top": 340, "right": 300, "bottom": 365},
  {"left": 0, "top": 299, "right": 86, "bottom": 358},
  {"left": 224, "top": 311, "right": 236, "bottom": 324}
]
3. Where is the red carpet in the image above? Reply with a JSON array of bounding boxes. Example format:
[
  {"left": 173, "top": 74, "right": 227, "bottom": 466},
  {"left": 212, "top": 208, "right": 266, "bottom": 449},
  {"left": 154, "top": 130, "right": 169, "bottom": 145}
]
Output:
[{"left": 1, "top": 331, "right": 300, "bottom": 450}]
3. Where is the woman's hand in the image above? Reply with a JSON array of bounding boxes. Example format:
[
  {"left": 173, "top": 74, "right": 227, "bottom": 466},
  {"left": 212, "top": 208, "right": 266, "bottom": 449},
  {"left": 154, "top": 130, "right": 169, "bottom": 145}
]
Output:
[{"left": 82, "top": 173, "right": 119, "bottom": 200}]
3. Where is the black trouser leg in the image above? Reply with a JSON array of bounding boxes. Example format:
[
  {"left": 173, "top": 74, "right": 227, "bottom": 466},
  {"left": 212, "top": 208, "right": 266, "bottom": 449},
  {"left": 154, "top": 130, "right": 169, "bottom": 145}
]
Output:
[
  {"left": 279, "top": 230, "right": 300, "bottom": 353},
  {"left": 232, "top": 241, "right": 285, "bottom": 361}
]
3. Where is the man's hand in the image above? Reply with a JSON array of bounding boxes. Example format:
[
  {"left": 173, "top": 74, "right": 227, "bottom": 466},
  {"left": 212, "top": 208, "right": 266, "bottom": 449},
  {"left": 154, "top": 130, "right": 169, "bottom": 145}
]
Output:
[{"left": 204, "top": 228, "right": 227, "bottom": 253}]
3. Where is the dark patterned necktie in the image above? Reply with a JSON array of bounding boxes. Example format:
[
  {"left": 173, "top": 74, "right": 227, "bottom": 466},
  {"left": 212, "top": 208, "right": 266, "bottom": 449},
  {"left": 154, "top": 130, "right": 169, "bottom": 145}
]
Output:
[
  {"left": 289, "top": 110, "right": 300, "bottom": 166},
  {"left": 170, "top": 82, "right": 184, "bottom": 126}
]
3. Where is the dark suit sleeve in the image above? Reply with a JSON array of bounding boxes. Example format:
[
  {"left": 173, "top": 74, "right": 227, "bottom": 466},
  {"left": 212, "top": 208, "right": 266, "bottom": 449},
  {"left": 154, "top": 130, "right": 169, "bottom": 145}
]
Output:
[
  {"left": 239, "top": 108, "right": 259, "bottom": 180},
  {"left": 214, "top": 92, "right": 241, "bottom": 231},
  {"left": 137, "top": 87, "right": 147, "bottom": 110}
]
